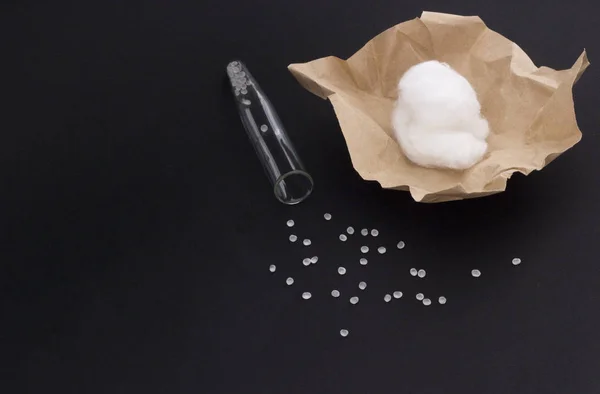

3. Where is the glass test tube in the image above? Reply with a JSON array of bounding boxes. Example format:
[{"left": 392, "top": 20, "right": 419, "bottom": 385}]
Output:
[{"left": 227, "top": 60, "right": 314, "bottom": 205}]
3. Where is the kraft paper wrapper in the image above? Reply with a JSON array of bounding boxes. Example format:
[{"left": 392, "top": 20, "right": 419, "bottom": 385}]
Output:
[{"left": 289, "top": 12, "right": 589, "bottom": 202}]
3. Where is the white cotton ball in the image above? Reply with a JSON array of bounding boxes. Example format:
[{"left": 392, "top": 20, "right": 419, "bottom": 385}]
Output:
[{"left": 392, "top": 61, "right": 490, "bottom": 170}]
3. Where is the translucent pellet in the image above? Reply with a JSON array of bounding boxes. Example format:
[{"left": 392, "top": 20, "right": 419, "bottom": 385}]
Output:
[
  {"left": 339, "top": 234, "right": 347, "bottom": 242},
  {"left": 371, "top": 229, "right": 379, "bottom": 237},
  {"left": 358, "top": 281, "right": 367, "bottom": 290},
  {"left": 393, "top": 291, "right": 402, "bottom": 299},
  {"left": 302, "top": 258, "right": 311, "bottom": 266},
  {"left": 438, "top": 296, "right": 447, "bottom": 304},
  {"left": 384, "top": 294, "right": 392, "bottom": 302},
  {"left": 302, "top": 292, "right": 312, "bottom": 300},
  {"left": 397, "top": 241, "right": 405, "bottom": 249},
  {"left": 340, "top": 329, "right": 349, "bottom": 337},
  {"left": 361, "top": 228, "right": 368, "bottom": 236},
  {"left": 359, "top": 258, "right": 368, "bottom": 266},
  {"left": 360, "top": 246, "right": 369, "bottom": 253},
  {"left": 324, "top": 213, "right": 332, "bottom": 221},
  {"left": 347, "top": 226, "right": 355, "bottom": 235},
  {"left": 286, "top": 277, "right": 294, "bottom": 285},
  {"left": 303, "top": 239, "right": 311, "bottom": 246},
  {"left": 331, "top": 289, "right": 340, "bottom": 298},
  {"left": 260, "top": 124, "right": 269, "bottom": 132},
  {"left": 286, "top": 219, "right": 295, "bottom": 227},
  {"left": 417, "top": 269, "right": 426, "bottom": 278},
  {"left": 416, "top": 293, "right": 424, "bottom": 301},
  {"left": 338, "top": 267, "right": 347, "bottom": 275},
  {"left": 350, "top": 296, "right": 359, "bottom": 305},
  {"left": 310, "top": 256, "right": 319, "bottom": 264},
  {"left": 512, "top": 258, "right": 522, "bottom": 266},
  {"left": 269, "top": 264, "right": 276, "bottom": 273},
  {"left": 289, "top": 234, "right": 297, "bottom": 242},
  {"left": 378, "top": 246, "right": 386, "bottom": 254},
  {"left": 410, "top": 268, "right": 418, "bottom": 276},
  {"left": 471, "top": 269, "right": 481, "bottom": 278},
  {"left": 423, "top": 298, "right": 432, "bottom": 306}
]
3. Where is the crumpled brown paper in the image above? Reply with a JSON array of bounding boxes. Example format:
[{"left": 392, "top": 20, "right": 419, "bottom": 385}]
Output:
[{"left": 289, "top": 11, "right": 589, "bottom": 202}]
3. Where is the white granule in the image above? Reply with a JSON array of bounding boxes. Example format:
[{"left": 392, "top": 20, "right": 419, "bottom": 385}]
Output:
[{"left": 391, "top": 61, "right": 489, "bottom": 170}]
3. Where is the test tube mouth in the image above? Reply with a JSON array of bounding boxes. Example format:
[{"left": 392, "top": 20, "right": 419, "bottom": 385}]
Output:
[{"left": 273, "top": 170, "right": 314, "bottom": 205}]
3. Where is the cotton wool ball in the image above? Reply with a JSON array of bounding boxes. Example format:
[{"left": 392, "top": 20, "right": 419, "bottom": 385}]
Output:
[{"left": 391, "top": 61, "right": 490, "bottom": 170}]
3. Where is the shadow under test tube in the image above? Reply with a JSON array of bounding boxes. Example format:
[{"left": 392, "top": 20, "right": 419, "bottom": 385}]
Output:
[{"left": 227, "top": 60, "right": 314, "bottom": 205}]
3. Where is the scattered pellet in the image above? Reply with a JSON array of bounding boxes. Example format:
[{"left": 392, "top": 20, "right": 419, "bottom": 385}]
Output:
[
  {"left": 361, "top": 246, "right": 369, "bottom": 253},
  {"left": 371, "top": 229, "right": 379, "bottom": 237},
  {"left": 384, "top": 294, "right": 392, "bottom": 302},
  {"left": 410, "top": 268, "right": 418, "bottom": 276},
  {"left": 302, "top": 258, "right": 311, "bottom": 266},
  {"left": 347, "top": 226, "right": 355, "bottom": 235},
  {"left": 324, "top": 213, "right": 332, "bottom": 221},
  {"left": 339, "top": 234, "right": 348, "bottom": 242},
  {"left": 310, "top": 256, "right": 319, "bottom": 264},
  {"left": 269, "top": 264, "right": 276, "bottom": 273},
  {"left": 338, "top": 267, "right": 347, "bottom": 275},
  {"left": 340, "top": 329, "right": 349, "bottom": 337},
  {"left": 289, "top": 234, "right": 297, "bottom": 242},
  {"left": 417, "top": 269, "right": 426, "bottom": 278},
  {"left": 303, "top": 239, "right": 311, "bottom": 246},
  {"left": 359, "top": 258, "right": 368, "bottom": 266},
  {"left": 350, "top": 296, "right": 359, "bottom": 305},
  {"left": 471, "top": 269, "right": 481, "bottom": 278},
  {"left": 378, "top": 246, "right": 386, "bottom": 254},
  {"left": 397, "top": 241, "right": 405, "bottom": 249},
  {"left": 286, "top": 220, "right": 295, "bottom": 227},
  {"left": 361, "top": 228, "right": 368, "bottom": 236},
  {"left": 512, "top": 258, "right": 522, "bottom": 266},
  {"left": 416, "top": 293, "right": 424, "bottom": 301},
  {"left": 393, "top": 291, "right": 403, "bottom": 299},
  {"left": 423, "top": 298, "right": 432, "bottom": 306},
  {"left": 302, "top": 292, "right": 312, "bottom": 300},
  {"left": 438, "top": 296, "right": 447, "bottom": 304},
  {"left": 331, "top": 289, "right": 340, "bottom": 298},
  {"left": 286, "top": 277, "right": 294, "bottom": 285},
  {"left": 358, "top": 281, "right": 367, "bottom": 290}
]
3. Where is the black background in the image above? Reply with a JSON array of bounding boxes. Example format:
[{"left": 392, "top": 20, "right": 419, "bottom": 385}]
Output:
[{"left": 2, "top": 0, "right": 600, "bottom": 393}]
